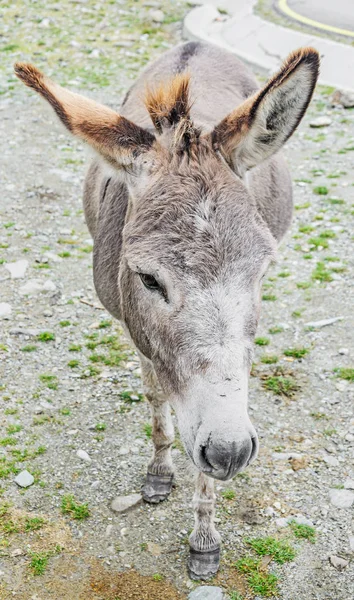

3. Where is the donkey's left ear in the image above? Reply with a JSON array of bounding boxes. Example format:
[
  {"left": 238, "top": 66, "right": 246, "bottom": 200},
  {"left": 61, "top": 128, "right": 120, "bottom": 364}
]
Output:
[
  {"left": 14, "top": 62, "right": 158, "bottom": 173},
  {"left": 209, "top": 47, "right": 320, "bottom": 176}
]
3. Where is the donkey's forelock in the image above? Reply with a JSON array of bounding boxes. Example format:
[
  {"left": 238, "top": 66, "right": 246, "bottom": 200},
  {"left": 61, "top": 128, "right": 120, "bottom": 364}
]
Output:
[{"left": 144, "top": 72, "right": 201, "bottom": 152}]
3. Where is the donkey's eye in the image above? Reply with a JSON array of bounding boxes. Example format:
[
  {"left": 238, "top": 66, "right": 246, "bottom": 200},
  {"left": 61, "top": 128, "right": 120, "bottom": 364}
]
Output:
[{"left": 138, "top": 272, "right": 168, "bottom": 302}]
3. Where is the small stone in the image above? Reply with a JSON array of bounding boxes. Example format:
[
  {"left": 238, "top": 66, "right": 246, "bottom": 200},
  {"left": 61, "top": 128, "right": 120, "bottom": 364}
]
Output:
[
  {"left": 329, "top": 555, "right": 349, "bottom": 571},
  {"left": 118, "top": 447, "right": 129, "bottom": 456},
  {"left": 323, "top": 455, "right": 339, "bottom": 467},
  {"left": 310, "top": 116, "right": 332, "bottom": 128},
  {"left": 105, "top": 524, "right": 113, "bottom": 537},
  {"left": 14, "top": 470, "right": 34, "bottom": 488},
  {"left": 147, "top": 542, "right": 162, "bottom": 556},
  {"left": 76, "top": 449, "right": 91, "bottom": 464},
  {"left": 5, "top": 259, "right": 28, "bottom": 279},
  {"left": 276, "top": 517, "right": 289, "bottom": 528},
  {"left": 0, "top": 302, "right": 12, "bottom": 318},
  {"left": 338, "top": 348, "right": 349, "bottom": 355},
  {"left": 43, "top": 280, "right": 56, "bottom": 292},
  {"left": 305, "top": 317, "right": 343, "bottom": 329},
  {"left": 290, "top": 456, "right": 308, "bottom": 471},
  {"left": 11, "top": 548, "right": 24, "bottom": 557},
  {"left": 111, "top": 493, "right": 142, "bottom": 514},
  {"left": 331, "top": 89, "right": 354, "bottom": 108},
  {"left": 344, "top": 479, "right": 354, "bottom": 490},
  {"left": 188, "top": 586, "right": 224, "bottom": 600},
  {"left": 329, "top": 489, "right": 354, "bottom": 508},
  {"left": 150, "top": 9, "right": 164, "bottom": 22},
  {"left": 349, "top": 536, "right": 354, "bottom": 551},
  {"left": 264, "top": 506, "right": 275, "bottom": 517}
]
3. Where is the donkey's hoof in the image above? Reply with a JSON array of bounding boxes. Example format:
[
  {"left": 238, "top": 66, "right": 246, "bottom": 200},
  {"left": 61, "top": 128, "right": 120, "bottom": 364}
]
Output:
[
  {"left": 188, "top": 546, "right": 220, "bottom": 581},
  {"left": 142, "top": 472, "right": 174, "bottom": 504}
]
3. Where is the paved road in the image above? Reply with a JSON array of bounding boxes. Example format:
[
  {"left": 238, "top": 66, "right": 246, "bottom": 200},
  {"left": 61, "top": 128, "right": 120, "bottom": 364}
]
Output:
[{"left": 279, "top": 0, "right": 354, "bottom": 36}]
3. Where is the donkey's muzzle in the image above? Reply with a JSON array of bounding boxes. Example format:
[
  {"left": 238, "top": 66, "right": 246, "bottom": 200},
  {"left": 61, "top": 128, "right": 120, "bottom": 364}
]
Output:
[{"left": 194, "top": 432, "right": 258, "bottom": 481}]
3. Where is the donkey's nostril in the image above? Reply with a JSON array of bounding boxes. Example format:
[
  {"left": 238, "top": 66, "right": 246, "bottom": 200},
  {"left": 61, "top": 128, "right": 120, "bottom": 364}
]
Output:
[
  {"left": 247, "top": 436, "right": 259, "bottom": 466},
  {"left": 199, "top": 444, "right": 214, "bottom": 472}
]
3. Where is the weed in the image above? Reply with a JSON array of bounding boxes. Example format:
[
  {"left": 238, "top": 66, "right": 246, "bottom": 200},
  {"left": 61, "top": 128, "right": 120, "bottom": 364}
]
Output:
[
  {"left": 246, "top": 536, "right": 296, "bottom": 564},
  {"left": 95, "top": 423, "right": 106, "bottom": 431},
  {"left": 59, "top": 320, "right": 71, "bottom": 327},
  {"left": 334, "top": 367, "right": 354, "bottom": 382},
  {"left": 144, "top": 423, "right": 152, "bottom": 439},
  {"left": 288, "top": 520, "right": 316, "bottom": 543},
  {"left": 69, "top": 344, "right": 82, "bottom": 352},
  {"left": 268, "top": 326, "right": 283, "bottom": 334},
  {"left": 262, "top": 373, "right": 298, "bottom": 397},
  {"left": 236, "top": 557, "right": 278, "bottom": 597},
  {"left": 7, "top": 424, "right": 22, "bottom": 435},
  {"left": 152, "top": 574, "right": 163, "bottom": 582},
  {"left": 21, "top": 345, "right": 37, "bottom": 352},
  {"left": 99, "top": 320, "right": 111, "bottom": 328},
  {"left": 261, "top": 355, "right": 278, "bottom": 364},
  {"left": 312, "top": 262, "right": 333, "bottom": 282},
  {"left": 29, "top": 551, "right": 49, "bottom": 575},
  {"left": 37, "top": 332, "right": 55, "bottom": 342},
  {"left": 119, "top": 390, "right": 144, "bottom": 403},
  {"left": 61, "top": 494, "right": 90, "bottom": 520},
  {"left": 39, "top": 374, "right": 58, "bottom": 390},
  {"left": 284, "top": 347, "right": 309, "bottom": 359},
  {"left": 221, "top": 489, "right": 236, "bottom": 500},
  {"left": 255, "top": 337, "right": 270, "bottom": 346},
  {"left": 67, "top": 359, "right": 79, "bottom": 368},
  {"left": 313, "top": 186, "right": 328, "bottom": 195},
  {"left": 25, "top": 517, "right": 45, "bottom": 531},
  {"left": 262, "top": 294, "right": 277, "bottom": 301}
]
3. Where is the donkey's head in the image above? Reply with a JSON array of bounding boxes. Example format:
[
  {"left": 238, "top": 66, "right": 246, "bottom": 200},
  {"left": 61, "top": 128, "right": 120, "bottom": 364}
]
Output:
[{"left": 15, "top": 48, "right": 319, "bottom": 480}]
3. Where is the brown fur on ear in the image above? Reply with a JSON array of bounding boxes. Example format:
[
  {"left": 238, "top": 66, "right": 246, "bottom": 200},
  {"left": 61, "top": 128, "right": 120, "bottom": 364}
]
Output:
[
  {"left": 14, "top": 62, "right": 156, "bottom": 165},
  {"left": 145, "top": 72, "right": 192, "bottom": 133},
  {"left": 210, "top": 47, "right": 320, "bottom": 173}
]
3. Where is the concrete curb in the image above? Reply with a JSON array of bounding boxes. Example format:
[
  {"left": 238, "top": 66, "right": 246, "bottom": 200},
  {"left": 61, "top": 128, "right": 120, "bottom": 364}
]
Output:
[{"left": 183, "top": 0, "right": 354, "bottom": 92}]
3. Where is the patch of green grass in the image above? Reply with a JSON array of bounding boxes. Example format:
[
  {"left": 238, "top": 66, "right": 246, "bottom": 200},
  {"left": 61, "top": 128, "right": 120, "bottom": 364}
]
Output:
[
  {"left": 69, "top": 344, "right": 82, "bottom": 352},
  {"left": 262, "top": 375, "right": 298, "bottom": 397},
  {"left": 39, "top": 374, "right": 58, "bottom": 390},
  {"left": 67, "top": 359, "right": 79, "bottom": 368},
  {"left": 310, "top": 412, "right": 328, "bottom": 420},
  {"left": 333, "top": 367, "right": 354, "bottom": 382},
  {"left": 221, "top": 489, "right": 236, "bottom": 500},
  {"left": 29, "top": 551, "right": 49, "bottom": 575},
  {"left": 328, "top": 197, "right": 345, "bottom": 205},
  {"left": 119, "top": 390, "right": 144, "bottom": 403},
  {"left": 313, "top": 186, "right": 328, "bottom": 195},
  {"left": 143, "top": 423, "right": 152, "bottom": 439},
  {"left": 37, "top": 331, "right": 55, "bottom": 342},
  {"left": 152, "top": 574, "right": 164, "bottom": 582},
  {"left": 21, "top": 345, "right": 37, "bottom": 352},
  {"left": 283, "top": 347, "right": 309, "bottom": 359},
  {"left": 61, "top": 495, "right": 89, "bottom": 520},
  {"left": 268, "top": 326, "right": 283, "bottom": 334},
  {"left": 323, "top": 427, "right": 337, "bottom": 437},
  {"left": 312, "top": 262, "right": 333, "bottom": 282},
  {"left": 98, "top": 320, "right": 112, "bottom": 329},
  {"left": 308, "top": 236, "right": 329, "bottom": 249},
  {"left": 246, "top": 536, "right": 296, "bottom": 564},
  {"left": 4, "top": 408, "right": 17, "bottom": 415},
  {"left": 292, "top": 310, "right": 302, "bottom": 318},
  {"left": 296, "top": 281, "right": 311, "bottom": 289},
  {"left": 255, "top": 337, "right": 270, "bottom": 346},
  {"left": 25, "top": 517, "right": 45, "bottom": 531},
  {"left": 298, "top": 225, "right": 314, "bottom": 234},
  {"left": 277, "top": 270, "right": 291, "bottom": 277},
  {"left": 58, "top": 251, "right": 71, "bottom": 258},
  {"left": 260, "top": 355, "right": 278, "bottom": 364},
  {"left": 288, "top": 520, "right": 316, "bottom": 543},
  {"left": 0, "top": 437, "right": 17, "bottom": 446},
  {"left": 95, "top": 423, "right": 106, "bottom": 431},
  {"left": 262, "top": 294, "right": 277, "bottom": 301},
  {"left": 60, "top": 408, "right": 71, "bottom": 416},
  {"left": 229, "top": 592, "right": 243, "bottom": 600},
  {"left": 236, "top": 557, "right": 278, "bottom": 597},
  {"left": 59, "top": 320, "right": 71, "bottom": 327},
  {"left": 295, "top": 202, "right": 310, "bottom": 210},
  {"left": 6, "top": 424, "right": 22, "bottom": 435}
]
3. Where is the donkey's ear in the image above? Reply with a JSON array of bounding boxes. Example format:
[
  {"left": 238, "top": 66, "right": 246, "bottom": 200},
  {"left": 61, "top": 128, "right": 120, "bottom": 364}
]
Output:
[
  {"left": 209, "top": 47, "right": 320, "bottom": 176},
  {"left": 14, "top": 63, "right": 157, "bottom": 170}
]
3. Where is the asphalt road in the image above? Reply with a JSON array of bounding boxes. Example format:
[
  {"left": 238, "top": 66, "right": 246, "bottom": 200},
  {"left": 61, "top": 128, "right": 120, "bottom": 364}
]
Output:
[{"left": 279, "top": 0, "right": 354, "bottom": 35}]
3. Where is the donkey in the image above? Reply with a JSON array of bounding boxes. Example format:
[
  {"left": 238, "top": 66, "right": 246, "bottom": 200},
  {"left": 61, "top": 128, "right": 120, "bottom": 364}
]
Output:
[{"left": 15, "top": 41, "right": 319, "bottom": 579}]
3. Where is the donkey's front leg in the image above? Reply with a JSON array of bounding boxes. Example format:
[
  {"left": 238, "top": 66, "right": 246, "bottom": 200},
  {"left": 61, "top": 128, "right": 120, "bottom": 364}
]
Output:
[
  {"left": 140, "top": 357, "right": 175, "bottom": 504},
  {"left": 188, "top": 473, "right": 221, "bottom": 580}
]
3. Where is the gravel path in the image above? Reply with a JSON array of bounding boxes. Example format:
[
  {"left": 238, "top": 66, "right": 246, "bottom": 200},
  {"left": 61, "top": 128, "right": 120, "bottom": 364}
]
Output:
[{"left": 0, "top": 2, "right": 353, "bottom": 599}]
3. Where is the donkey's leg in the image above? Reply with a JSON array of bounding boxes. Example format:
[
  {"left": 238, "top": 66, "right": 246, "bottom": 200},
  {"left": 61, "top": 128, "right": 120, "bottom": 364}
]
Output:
[
  {"left": 140, "top": 356, "right": 175, "bottom": 504},
  {"left": 188, "top": 473, "right": 221, "bottom": 580}
]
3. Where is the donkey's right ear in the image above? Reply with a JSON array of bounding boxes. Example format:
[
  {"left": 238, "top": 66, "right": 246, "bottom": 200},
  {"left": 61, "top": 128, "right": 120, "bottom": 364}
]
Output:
[{"left": 14, "top": 63, "right": 157, "bottom": 171}]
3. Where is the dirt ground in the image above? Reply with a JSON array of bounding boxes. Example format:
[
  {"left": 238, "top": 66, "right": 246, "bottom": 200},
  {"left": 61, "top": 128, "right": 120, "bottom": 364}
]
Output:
[{"left": 0, "top": 1, "right": 353, "bottom": 599}]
